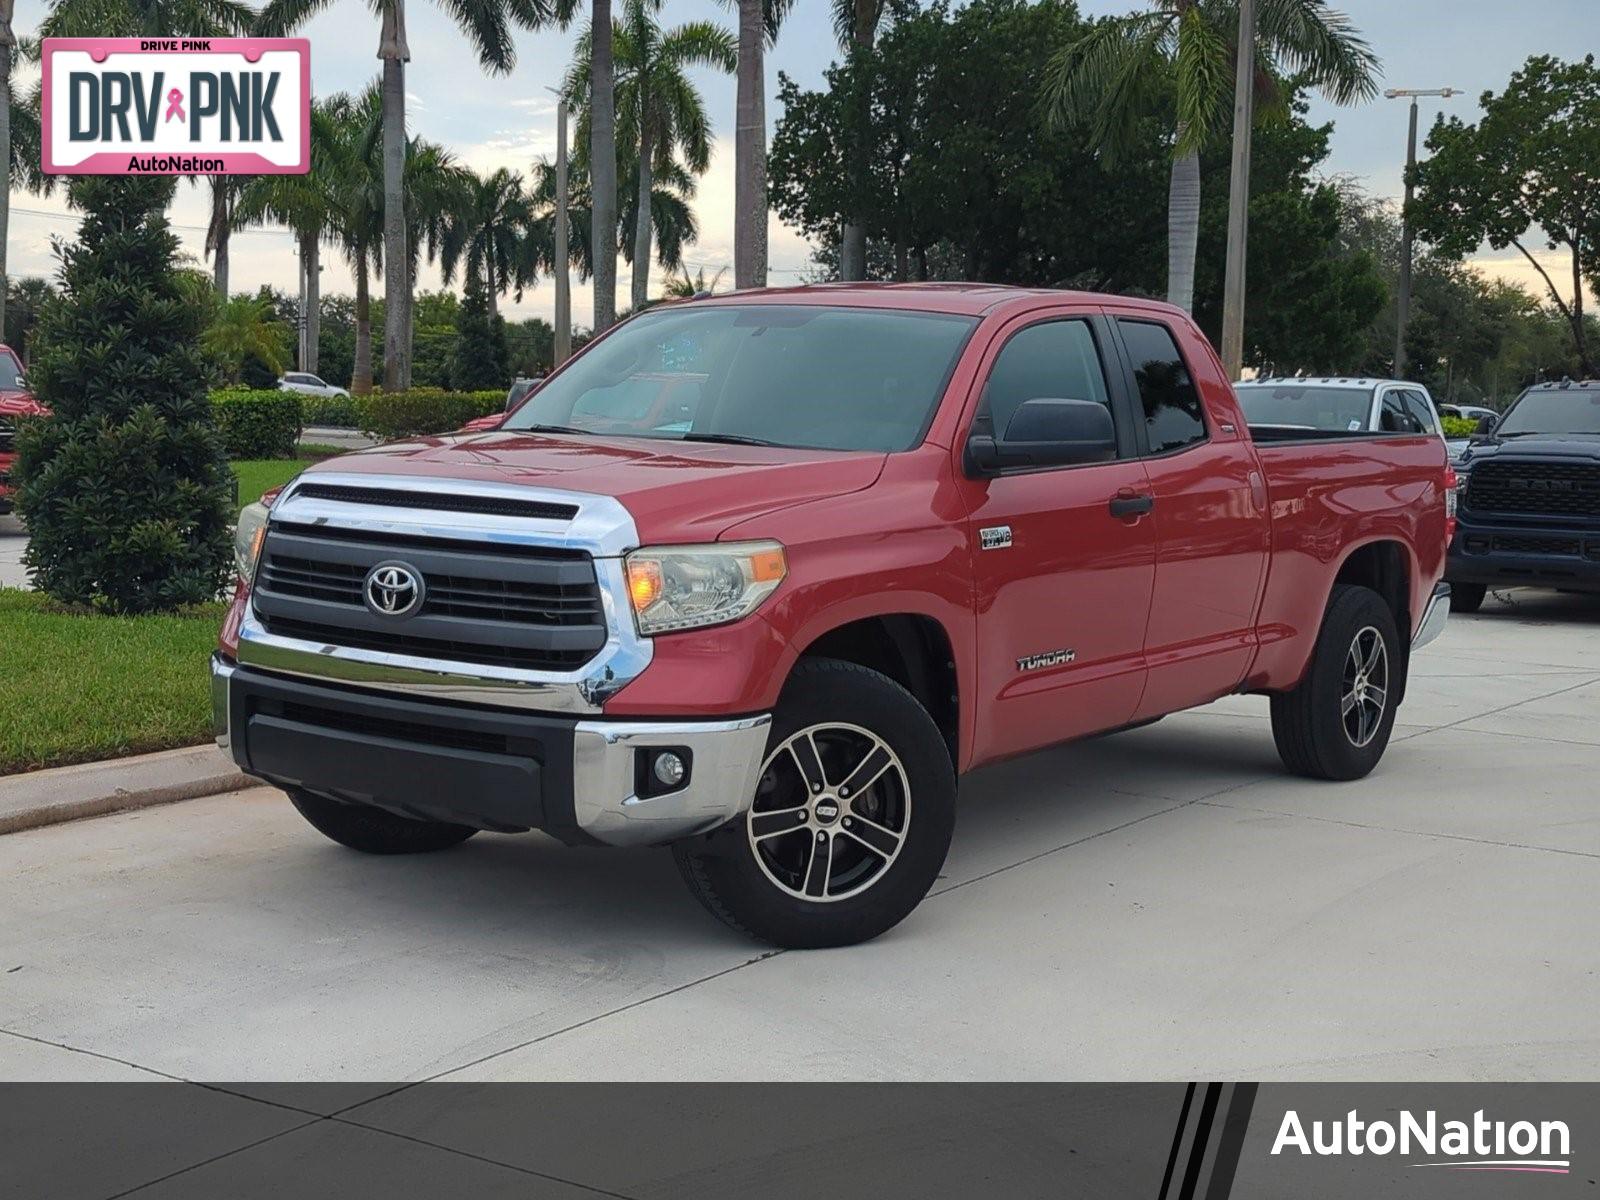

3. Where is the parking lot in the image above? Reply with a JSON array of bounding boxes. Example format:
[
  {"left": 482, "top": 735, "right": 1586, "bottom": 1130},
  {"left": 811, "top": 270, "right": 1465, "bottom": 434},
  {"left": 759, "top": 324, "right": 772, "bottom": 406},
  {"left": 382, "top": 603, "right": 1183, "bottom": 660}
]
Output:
[{"left": 2, "top": 588, "right": 1597, "bottom": 1083}]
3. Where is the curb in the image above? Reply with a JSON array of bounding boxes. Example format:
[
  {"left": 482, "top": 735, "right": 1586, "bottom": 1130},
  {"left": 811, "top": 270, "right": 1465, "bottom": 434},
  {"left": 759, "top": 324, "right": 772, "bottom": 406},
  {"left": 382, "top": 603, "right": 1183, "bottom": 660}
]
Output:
[{"left": 0, "top": 744, "right": 256, "bottom": 836}]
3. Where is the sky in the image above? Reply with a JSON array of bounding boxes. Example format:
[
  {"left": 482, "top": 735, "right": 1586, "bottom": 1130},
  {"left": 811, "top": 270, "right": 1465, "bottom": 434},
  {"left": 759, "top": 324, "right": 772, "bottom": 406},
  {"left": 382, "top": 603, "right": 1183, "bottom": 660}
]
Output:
[{"left": 9, "top": 0, "right": 1597, "bottom": 330}]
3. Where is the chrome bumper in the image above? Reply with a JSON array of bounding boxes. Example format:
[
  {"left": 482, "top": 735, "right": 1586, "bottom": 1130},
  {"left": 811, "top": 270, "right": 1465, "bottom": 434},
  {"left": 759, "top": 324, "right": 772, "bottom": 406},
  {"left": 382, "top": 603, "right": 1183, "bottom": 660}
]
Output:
[
  {"left": 572, "top": 716, "right": 771, "bottom": 846},
  {"left": 212, "top": 656, "right": 770, "bottom": 848},
  {"left": 1413, "top": 582, "right": 1450, "bottom": 650}
]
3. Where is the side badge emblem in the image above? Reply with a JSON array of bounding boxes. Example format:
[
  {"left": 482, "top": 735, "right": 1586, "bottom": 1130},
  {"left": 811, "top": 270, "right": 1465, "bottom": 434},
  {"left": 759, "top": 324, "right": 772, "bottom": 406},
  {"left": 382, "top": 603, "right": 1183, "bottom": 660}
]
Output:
[{"left": 980, "top": 525, "right": 1013, "bottom": 551}]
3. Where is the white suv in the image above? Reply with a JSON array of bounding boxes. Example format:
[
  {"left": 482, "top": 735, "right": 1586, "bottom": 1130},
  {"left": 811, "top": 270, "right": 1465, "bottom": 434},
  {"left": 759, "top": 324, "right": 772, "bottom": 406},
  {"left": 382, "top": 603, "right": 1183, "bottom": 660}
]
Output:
[{"left": 278, "top": 372, "right": 350, "bottom": 400}]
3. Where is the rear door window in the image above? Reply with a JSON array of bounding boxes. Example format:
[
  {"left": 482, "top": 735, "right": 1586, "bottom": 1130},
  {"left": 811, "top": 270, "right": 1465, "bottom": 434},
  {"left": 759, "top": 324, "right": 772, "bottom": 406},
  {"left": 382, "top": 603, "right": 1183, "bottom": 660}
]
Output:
[
  {"left": 1400, "top": 389, "right": 1439, "bottom": 434},
  {"left": 1380, "top": 390, "right": 1425, "bottom": 434},
  {"left": 1117, "top": 320, "right": 1207, "bottom": 453}
]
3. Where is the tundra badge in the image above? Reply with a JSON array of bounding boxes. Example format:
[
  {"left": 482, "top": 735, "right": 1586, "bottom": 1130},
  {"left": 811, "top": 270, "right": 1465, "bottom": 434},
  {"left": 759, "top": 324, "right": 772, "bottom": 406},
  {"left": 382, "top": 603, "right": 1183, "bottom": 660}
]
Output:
[
  {"left": 1017, "top": 649, "right": 1076, "bottom": 672},
  {"left": 979, "top": 525, "right": 1013, "bottom": 551}
]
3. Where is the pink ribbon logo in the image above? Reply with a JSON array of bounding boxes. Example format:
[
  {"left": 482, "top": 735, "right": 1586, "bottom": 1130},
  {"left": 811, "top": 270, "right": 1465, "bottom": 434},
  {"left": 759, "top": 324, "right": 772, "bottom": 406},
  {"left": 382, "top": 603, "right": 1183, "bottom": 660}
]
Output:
[{"left": 164, "top": 88, "right": 185, "bottom": 123}]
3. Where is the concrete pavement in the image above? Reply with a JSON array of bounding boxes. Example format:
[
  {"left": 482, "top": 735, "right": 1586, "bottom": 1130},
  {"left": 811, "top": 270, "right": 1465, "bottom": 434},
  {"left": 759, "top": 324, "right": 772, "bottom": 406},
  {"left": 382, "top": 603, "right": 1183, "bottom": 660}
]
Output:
[
  {"left": 0, "top": 513, "right": 27, "bottom": 588},
  {"left": 1, "top": 589, "right": 1597, "bottom": 1082}
]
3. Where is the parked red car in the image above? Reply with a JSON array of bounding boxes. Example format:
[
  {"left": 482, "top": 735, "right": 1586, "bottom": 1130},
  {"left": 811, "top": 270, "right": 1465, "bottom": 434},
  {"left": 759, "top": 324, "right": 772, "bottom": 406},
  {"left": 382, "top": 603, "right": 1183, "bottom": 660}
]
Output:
[
  {"left": 0, "top": 345, "right": 45, "bottom": 514},
  {"left": 216, "top": 286, "right": 1451, "bottom": 947}
]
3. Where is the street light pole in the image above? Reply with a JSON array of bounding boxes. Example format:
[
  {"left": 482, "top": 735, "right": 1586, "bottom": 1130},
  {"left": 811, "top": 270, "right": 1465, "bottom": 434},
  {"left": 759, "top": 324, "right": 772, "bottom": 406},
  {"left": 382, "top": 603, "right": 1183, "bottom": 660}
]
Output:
[
  {"left": 1218, "top": 0, "right": 1257, "bottom": 380},
  {"left": 1386, "top": 87, "right": 1458, "bottom": 378},
  {"left": 547, "top": 86, "right": 572, "bottom": 369}
]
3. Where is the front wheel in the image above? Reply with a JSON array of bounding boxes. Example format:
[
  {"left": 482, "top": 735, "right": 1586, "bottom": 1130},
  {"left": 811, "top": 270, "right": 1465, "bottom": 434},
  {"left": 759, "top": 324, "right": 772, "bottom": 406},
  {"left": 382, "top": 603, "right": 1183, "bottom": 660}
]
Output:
[
  {"left": 1270, "top": 584, "right": 1403, "bottom": 781},
  {"left": 672, "top": 658, "right": 956, "bottom": 949}
]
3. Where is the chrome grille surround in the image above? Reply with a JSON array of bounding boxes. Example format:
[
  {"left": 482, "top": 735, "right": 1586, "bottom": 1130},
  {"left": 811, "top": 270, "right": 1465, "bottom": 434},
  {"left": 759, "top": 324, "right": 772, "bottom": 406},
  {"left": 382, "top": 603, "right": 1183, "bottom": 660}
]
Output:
[{"left": 236, "top": 472, "right": 652, "bottom": 715}]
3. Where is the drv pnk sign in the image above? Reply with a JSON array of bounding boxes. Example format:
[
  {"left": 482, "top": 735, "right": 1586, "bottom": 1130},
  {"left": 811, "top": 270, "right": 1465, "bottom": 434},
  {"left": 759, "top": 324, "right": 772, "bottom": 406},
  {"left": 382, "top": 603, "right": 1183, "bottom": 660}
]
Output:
[{"left": 41, "top": 38, "right": 310, "bottom": 175}]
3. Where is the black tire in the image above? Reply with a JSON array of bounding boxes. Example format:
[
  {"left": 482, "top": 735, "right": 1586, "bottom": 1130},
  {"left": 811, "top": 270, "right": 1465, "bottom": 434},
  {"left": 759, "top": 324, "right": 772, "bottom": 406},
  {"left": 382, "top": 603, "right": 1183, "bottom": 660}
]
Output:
[
  {"left": 1449, "top": 583, "right": 1487, "bottom": 614},
  {"left": 1270, "top": 584, "right": 1403, "bottom": 782},
  {"left": 288, "top": 789, "right": 478, "bottom": 855},
  {"left": 672, "top": 658, "right": 956, "bottom": 949}
]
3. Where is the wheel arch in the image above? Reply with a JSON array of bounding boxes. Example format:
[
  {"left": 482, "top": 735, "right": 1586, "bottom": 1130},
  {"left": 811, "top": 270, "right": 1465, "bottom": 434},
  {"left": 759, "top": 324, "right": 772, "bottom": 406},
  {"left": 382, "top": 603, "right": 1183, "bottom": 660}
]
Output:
[{"left": 791, "top": 612, "right": 961, "bottom": 770}]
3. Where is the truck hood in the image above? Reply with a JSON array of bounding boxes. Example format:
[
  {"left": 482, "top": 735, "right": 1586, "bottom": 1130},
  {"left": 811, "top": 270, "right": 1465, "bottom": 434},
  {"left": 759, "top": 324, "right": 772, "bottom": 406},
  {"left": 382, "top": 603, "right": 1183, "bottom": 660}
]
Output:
[
  {"left": 1458, "top": 434, "right": 1600, "bottom": 467},
  {"left": 298, "top": 430, "right": 888, "bottom": 543}
]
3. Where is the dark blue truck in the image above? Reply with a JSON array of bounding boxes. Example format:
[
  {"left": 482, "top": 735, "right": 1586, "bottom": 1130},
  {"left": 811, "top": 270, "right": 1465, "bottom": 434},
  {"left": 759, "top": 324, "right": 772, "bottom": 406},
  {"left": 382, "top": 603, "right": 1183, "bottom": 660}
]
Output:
[{"left": 1448, "top": 379, "right": 1600, "bottom": 611}]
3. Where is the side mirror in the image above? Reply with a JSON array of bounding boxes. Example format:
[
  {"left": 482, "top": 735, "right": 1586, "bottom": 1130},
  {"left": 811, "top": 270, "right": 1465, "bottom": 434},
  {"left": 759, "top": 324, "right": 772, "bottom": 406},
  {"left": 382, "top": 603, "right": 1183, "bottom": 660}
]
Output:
[
  {"left": 966, "top": 398, "right": 1117, "bottom": 475},
  {"left": 1474, "top": 414, "right": 1498, "bottom": 436}
]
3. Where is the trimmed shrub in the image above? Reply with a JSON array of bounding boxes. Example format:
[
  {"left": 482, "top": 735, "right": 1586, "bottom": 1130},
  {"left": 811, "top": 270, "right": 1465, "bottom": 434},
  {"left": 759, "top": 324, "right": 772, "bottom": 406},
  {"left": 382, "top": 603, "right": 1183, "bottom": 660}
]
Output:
[
  {"left": 299, "top": 391, "right": 359, "bottom": 428},
  {"left": 1441, "top": 415, "right": 1479, "bottom": 438},
  {"left": 213, "top": 388, "right": 302, "bottom": 459},
  {"left": 353, "top": 388, "right": 504, "bottom": 441},
  {"left": 15, "top": 176, "right": 233, "bottom": 613}
]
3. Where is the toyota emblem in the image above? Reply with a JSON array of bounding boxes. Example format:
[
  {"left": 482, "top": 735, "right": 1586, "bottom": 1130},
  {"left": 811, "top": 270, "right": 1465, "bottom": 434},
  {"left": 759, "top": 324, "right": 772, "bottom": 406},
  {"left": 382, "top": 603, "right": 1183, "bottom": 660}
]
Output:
[{"left": 363, "top": 561, "right": 424, "bottom": 618}]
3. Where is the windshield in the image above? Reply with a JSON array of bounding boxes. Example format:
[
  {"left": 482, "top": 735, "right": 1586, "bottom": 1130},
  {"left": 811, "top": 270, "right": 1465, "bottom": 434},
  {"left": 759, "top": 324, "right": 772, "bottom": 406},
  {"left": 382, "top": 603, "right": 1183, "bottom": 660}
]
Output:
[
  {"left": 1236, "top": 384, "right": 1373, "bottom": 432},
  {"left": 0, "top": 354, "right": 22, "bottom": 390},
  {"left": 1495, "top": 389, "right": 1600, "bottom": 437},
  {"left": 505, "top": 304, "right": 978, "bottom": 452}
]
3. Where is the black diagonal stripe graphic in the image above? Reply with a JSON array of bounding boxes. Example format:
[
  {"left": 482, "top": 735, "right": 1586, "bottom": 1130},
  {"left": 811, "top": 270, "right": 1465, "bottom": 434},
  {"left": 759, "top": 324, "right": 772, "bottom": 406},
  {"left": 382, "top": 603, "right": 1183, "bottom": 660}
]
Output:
[
  {"left": 1203, "top": 1083, "right": 1259, "bottom": 1200},
  {"left": 1157, "top": 1082, "right": 1198, "bottom": 1200},
  {"left": 1177, "top": 1082, "right": 1224, "bottom": 1200}
]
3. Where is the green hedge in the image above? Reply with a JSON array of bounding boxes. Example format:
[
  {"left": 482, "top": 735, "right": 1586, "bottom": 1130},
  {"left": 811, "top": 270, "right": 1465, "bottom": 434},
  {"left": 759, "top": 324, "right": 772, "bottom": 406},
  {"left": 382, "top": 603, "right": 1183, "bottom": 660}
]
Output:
[
  {"left": 1441, "top": 415, "right": 1479, "bottom": 438},
  {"left": 212, "top": 388, "right": 301, "bottom": 459},
  {"left": 352, "top": 389, "right": 504, "bottom": 441},
  {"left": 299, "top": 392, "right": 359, "bottom": 428}
]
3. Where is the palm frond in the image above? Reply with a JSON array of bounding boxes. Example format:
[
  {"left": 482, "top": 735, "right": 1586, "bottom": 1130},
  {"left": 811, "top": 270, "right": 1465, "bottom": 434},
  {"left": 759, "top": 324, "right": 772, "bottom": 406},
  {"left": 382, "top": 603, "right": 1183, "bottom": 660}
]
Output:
[
  {"left": 1256, "top": 0, "right": 1380, "bottom": 104},
  {"left": 1041, "top": 11, "right": 1172, "bottom": 160},
  {"left": 1172, "top": 2, "right": 1231, "bottom": 154}
]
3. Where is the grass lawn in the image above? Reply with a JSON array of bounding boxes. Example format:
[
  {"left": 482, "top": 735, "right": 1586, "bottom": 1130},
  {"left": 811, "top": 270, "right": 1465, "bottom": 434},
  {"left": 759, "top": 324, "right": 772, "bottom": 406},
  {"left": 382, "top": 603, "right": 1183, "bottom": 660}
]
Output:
[
  {"left": 232, "top": 454, "right": 329, "bottom": 509},
  {"left": 0, "top": 589, "right": 225, "bottom": 776}
]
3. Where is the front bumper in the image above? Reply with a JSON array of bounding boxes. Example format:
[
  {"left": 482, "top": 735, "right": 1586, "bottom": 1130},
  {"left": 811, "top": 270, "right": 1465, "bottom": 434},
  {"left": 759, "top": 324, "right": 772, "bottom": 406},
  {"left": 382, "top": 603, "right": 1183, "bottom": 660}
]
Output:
[
  {"left": 212, "top": 656, "right": 770, "bottom": 847},
  {"left": 1446, "top": 520, "right": 1600, "bottom": 593}
]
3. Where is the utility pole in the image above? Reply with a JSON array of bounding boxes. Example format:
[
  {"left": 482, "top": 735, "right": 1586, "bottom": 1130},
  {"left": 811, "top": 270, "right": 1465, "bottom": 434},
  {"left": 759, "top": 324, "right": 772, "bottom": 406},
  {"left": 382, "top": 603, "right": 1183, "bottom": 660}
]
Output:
[
  {"left": 547, "top": 86, "right": 572, "bottom": 369},
  {"left": 1218, "top": 0, "right": 1256, "bottom": 380},
  {"left": 1386, "top": 87, "right": 1458, "bottom": 378}
]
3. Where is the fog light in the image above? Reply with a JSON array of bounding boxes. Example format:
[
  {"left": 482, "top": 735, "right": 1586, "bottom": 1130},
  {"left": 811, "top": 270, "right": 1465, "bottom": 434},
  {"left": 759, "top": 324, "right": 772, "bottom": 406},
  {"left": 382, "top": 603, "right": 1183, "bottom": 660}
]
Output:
[{"left": 653, "top": 751, "right": 686, "bottom": 788}]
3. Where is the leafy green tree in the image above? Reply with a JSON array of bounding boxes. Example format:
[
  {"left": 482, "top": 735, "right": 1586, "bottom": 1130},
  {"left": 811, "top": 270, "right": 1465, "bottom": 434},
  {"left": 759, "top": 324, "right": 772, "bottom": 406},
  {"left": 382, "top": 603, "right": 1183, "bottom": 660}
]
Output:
[
  {"left": 1041, "top": 0, "right": 1378, "bottom": 313},
  {"left": 564, "top": 0, "right": 734, "bottom": 309},
  {"left": 450, "top": 270, "right": 510, "bottom": 391},
  {"left": 1409, "top": 54, "right": 1600, "bottom": 377},
  {"left": 4, "top": 277, "right": 56, "bottom": 360},
  {"left": 14, "top": 177, "right": 232, "bottom": 612}
]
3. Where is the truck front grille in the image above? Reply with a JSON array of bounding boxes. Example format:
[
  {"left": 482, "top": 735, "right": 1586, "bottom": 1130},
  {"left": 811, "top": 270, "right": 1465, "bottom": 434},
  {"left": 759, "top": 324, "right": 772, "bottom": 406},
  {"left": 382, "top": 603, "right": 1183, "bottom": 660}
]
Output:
[
  {"left": 0, "top": 417, "right": 14, "bottom": 453},
  {"left": 252, "top": 521, "right": 608, "bottom": 673},
  {"left": 1465, "top": 461, "right": 1600, "bottom": 519}
]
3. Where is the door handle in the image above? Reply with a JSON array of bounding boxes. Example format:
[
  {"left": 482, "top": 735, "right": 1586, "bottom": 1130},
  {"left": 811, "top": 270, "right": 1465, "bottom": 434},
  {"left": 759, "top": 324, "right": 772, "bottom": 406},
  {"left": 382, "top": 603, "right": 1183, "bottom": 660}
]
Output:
[{"left": 1109, "top": 491, "right": 1155, "bottom": 518}]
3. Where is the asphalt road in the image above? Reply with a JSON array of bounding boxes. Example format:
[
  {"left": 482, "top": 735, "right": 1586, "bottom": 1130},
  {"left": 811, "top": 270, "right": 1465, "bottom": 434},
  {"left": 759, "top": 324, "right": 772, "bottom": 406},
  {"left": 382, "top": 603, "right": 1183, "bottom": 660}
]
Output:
[
  {"left": 2, "top": 589, "right": 1598, "bottom": 1083},
  {"left": 0, "top": 514, "right": 26, "bottom": 588}
]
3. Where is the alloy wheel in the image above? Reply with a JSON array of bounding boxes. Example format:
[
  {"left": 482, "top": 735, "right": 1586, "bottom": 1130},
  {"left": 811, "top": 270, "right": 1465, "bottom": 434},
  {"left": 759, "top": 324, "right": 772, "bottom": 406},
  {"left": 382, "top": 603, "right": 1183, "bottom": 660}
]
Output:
[
  {"left": 1341, "top": 625, "right": 1389, "bottom": 748},
  {"left": 746, "top": 722, "right": 912, "bottom": 902}
]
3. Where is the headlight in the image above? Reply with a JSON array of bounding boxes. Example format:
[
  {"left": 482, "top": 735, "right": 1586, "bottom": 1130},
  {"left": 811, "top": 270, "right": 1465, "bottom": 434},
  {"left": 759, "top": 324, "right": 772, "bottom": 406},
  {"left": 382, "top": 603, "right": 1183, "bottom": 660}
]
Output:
[
  {"left": 235, "top": 501, "right": 270, "bottom": 581},
  {"left": 624, "top": 541, "right": 786, "bottom": 635}
]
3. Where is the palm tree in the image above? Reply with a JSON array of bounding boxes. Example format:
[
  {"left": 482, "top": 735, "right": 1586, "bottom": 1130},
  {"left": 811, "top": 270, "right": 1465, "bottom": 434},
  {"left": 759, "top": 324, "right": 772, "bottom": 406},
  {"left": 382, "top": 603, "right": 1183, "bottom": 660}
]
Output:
[
  {"left": 236, "top": 100, "right": 341, "bottom": 374},
  {"left": 204, "top": 177, "right": 248, "bottom": 297},
  {"left": 259, "top": 0, "right": 558, "bottom": 391},
  {"left": 441, "top": 167, "right": 533, "bottom": 319},
  {"left": 204, "top": 295, "right": 292, "bottom": 382},
  {"left": 727, "top": 0, "right": 791, "bottom": 290},
  {"left": 834, "top": 0, "right": 887, "bottom": 280},
  {"left": 589, "top": 0, "right": 617, "bottom": 335},
  {"left": 526, "top": 153, "right": 699, "bottom": 290},
  {"left": 1043, "top": 0, "right": 1378, "bottom": 312},
  {"left": 662, "top": 263, "right": 726, "bottom": 298},
  {"left": 565, "top": 0, "right": 734, "bottom": 309},
  {"left": 317, "top": 84, "right": 387, "bottom": 393}
]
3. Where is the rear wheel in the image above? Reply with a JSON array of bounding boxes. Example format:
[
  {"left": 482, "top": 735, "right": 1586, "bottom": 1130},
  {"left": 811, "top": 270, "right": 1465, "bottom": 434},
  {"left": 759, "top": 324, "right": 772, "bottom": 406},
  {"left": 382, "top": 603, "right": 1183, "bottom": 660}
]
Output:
[
  {"left": 288, "top": 789, "right": 478, "bottom": 855},
  {"left": 1449, "top": 583, "right": 1487, "bottom": 613},
  {"left": 672, "top": 658, "right": 956, "bottom": 949},
  {"left": 1270, "top": 584, "right": 1403, "bottom": 781}
]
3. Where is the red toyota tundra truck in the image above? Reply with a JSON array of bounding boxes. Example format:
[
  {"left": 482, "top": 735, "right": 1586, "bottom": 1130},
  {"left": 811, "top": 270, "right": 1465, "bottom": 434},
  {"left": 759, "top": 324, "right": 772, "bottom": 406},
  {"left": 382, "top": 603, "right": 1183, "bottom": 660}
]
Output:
[{"left": 214, "top": 286, "right": 1452, "bottom": 948}]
